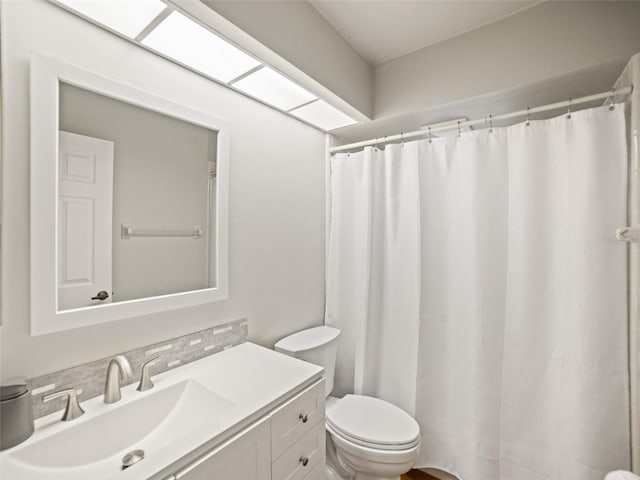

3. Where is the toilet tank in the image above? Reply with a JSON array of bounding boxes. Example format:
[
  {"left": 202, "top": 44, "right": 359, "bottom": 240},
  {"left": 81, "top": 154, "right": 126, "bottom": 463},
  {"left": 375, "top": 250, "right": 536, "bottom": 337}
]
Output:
[{"left": 274, "top": 326, "right": 340, "bottom": 397}]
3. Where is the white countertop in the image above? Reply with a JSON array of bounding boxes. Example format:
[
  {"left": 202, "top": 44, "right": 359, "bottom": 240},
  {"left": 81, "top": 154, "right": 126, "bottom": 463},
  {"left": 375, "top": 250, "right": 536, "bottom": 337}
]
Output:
[{"left": 0, "top": 342, "right": 324, "bottom": 480}]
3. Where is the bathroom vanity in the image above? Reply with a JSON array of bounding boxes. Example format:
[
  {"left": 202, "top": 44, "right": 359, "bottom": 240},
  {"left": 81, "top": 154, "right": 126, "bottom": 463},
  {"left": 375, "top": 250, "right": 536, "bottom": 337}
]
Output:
[{"left": 0, "top": 343, "right": 326, "bottom": 480}]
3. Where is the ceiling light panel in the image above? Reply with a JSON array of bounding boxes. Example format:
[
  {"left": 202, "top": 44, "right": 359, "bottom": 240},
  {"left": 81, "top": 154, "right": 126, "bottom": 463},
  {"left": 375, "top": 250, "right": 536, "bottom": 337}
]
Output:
[
  {"left": 55, "top": 0, "right": 167, "bottom": 38},
  {"left": 232, "top": 67, "right": 317, "bottom": 111},
  {"left": 289, "top": 100, "right": 357, "bottom": 131},
  {"left": 142, "top": 11, "right": 261, "bottom": 83}
]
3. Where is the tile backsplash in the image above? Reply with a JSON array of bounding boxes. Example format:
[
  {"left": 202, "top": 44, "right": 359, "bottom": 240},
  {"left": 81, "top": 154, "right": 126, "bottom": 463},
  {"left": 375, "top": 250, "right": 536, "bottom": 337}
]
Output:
[{"left": 28, "top": 318, "right": 248, "bottom": 419}]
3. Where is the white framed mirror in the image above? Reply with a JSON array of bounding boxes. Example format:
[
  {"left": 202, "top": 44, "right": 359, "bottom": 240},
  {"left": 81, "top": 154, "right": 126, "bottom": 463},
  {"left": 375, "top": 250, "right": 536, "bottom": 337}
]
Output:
[{"left": 30, "top": 54, "right": 229, "bottom": 335}]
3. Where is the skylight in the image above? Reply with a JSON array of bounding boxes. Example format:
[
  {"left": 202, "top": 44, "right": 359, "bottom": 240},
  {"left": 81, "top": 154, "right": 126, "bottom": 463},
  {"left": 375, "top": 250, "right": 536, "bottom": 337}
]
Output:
[
  {"left": 55, "top": 0, "right": 166, "bottom": 38},
  {"left": 141, "top": 11, "right": 260, "bottom": 83},
  {"left": 232, "top": 67, "right": 317, "bottom": 111},
  {"left": 289, "top": 100, "right": 357, "bottom": 131}
]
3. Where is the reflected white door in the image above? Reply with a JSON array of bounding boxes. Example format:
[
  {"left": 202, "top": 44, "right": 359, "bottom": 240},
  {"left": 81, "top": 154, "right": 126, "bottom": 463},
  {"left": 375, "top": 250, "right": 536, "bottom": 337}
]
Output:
[{"left": 58, "top": 131, "right": 114, "bottom": 310}]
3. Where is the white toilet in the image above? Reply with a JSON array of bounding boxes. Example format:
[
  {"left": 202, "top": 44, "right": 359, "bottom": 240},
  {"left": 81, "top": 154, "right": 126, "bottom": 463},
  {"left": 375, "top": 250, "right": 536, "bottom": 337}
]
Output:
[{"left": 275, "top": 326, "right": 420, "bottom": 480}]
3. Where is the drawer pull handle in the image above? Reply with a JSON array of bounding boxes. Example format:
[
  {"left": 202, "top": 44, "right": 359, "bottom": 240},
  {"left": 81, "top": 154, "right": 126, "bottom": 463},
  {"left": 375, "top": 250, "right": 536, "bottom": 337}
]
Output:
[
  {"left": 299, "top": 456, "right": 309, "bottom": 467},
  {"left": 299, "top": 413, "right": 308, "bottom": 423}
]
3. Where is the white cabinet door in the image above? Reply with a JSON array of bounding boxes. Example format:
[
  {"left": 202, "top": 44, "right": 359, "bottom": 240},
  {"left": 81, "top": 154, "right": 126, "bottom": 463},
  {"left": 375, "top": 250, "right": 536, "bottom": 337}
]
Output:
[
  {"left": 57, "top": 131, "right": 114, "bottom": 310},
  {"left": 176, "top": 419, "right": 270, "bottom": 480}
]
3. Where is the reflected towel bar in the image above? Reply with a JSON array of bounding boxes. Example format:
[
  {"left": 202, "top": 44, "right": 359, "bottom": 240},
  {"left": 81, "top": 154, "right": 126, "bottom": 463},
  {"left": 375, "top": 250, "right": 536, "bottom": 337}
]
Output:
[
  {"left": 121, "top": 224, "right": 203, "bottom": 239},
  {"left": 617, "top": 225, "right": 640, "bottom": 243}
]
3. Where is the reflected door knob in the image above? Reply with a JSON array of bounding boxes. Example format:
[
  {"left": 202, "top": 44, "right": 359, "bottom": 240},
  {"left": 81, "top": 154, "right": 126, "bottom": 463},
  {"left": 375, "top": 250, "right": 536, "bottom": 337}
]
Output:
[{"left": 91, "top": 290, "right": 109, "bottom": 301}]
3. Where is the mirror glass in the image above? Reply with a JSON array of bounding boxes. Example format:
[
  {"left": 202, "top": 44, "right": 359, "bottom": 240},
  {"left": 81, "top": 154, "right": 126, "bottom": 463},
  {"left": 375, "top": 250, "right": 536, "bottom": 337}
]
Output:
[{"left": 57, "top": 82, "right": 217, "bottom": 311}]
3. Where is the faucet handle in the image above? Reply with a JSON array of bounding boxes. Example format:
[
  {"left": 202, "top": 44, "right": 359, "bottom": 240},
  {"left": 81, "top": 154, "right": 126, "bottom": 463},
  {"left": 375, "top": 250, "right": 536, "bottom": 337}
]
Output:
[
  {"left": 43, "top": 388, "right": 85, "bottom": 421},
  {"left": 137, "top": 357, "right": 161, "bottom": 392}
]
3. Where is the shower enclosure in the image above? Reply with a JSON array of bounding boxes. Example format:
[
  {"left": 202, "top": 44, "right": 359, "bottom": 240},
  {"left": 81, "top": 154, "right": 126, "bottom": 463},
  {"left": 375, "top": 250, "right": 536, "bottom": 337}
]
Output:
[{"left": 325, "top": 53, "right": 640, "bottom": 480}]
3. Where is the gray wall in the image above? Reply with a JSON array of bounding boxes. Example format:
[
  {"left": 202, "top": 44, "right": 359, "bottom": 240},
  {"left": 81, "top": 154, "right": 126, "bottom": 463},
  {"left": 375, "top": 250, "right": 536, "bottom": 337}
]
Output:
[
  {"left": 374, "top": 1, "right": 640, "bottom": 120},
  {"left": 204, "top": 1, "right": 640, "bottom": 141},
  {"left": 0, "top": 0, "right": 326, "bottom": 380}
]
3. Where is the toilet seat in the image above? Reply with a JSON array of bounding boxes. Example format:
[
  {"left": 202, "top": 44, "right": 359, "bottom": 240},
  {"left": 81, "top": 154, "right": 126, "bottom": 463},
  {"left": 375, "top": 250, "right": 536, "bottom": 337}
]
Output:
[
  {"left": 327, "top": 421, "right": 420, "bottom": 456},
  {"left": 327, "top": 395, "right": 420, "bottom": 451}
]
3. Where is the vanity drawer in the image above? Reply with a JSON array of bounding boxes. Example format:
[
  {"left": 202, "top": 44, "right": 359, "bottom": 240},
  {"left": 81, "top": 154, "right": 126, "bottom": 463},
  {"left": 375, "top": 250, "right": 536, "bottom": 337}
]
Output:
[
  {"left": 302, "top": 460, "right": 325, "bottom": 480},
  {"left": 271, "top": 419, "right": 325, "bottom": 480},
  {"left": 271, "top": 379, "right": 325, "bottom": 459}
]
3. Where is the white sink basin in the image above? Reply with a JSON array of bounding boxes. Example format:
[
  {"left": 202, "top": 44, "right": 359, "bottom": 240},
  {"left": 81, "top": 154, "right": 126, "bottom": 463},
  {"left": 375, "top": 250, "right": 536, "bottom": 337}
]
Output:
[{"left": 9, "top": 380, "right": 234, "bottom": 473}]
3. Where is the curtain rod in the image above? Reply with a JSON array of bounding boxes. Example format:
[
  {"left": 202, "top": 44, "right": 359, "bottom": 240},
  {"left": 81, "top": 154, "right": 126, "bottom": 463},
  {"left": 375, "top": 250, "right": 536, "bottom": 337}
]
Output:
[{"left": 329, "top": 85, "right": 634, "bottom": 154}]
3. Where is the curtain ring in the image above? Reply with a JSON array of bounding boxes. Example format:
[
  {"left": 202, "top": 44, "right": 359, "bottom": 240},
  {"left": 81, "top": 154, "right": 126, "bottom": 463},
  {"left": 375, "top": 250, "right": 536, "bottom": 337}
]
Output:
[
  {"left": 457, "top": 120, "right": 461, "bottom": 138},
  {"left": 374, "top": 138, "right": 378, "bottom": 151},
  {"left": 400, "top": 132, "right": 404, "bottom": 146},
  {"left": 428, "top": 126, "right": 432, "bottom": 144},
  {"left": 609, "top": 88, "right": 616, "bottom": 111},
  {"left": 567, "top": 98, "right": 572, "bottom": 119},
  {"left": 489, "top": 114, "right": 493, "bottom": 133},
  {"left": 526, "top": 107, "right": 530, "bottom": 126}
]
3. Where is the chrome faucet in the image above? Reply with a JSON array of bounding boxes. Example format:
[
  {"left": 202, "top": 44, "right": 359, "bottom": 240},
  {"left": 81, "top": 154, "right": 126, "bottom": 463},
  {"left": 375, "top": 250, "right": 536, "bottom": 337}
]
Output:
[{"left": 104, "top": 355, "right": 133, "bottom": 404}]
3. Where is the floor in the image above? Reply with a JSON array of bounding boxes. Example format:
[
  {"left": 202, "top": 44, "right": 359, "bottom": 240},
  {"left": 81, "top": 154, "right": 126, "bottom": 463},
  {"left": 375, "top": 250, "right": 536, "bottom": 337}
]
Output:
[{"left": 402, "top": 470, "right": 439, "bottom": 480}]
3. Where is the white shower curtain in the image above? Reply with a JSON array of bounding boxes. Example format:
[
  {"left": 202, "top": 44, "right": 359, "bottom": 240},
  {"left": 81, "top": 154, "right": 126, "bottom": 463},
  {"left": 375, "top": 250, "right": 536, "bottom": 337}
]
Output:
[{"left": 325, "top": 105, "right": 630, "bottom": 480}]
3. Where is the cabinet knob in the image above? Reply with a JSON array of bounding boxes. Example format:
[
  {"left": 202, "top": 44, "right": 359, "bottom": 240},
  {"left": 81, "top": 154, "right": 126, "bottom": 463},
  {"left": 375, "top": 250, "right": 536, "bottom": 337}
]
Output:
[
  {"left": 299, "top": 413, "right": 308, "bottom": 423},
  {"left": 299, "top": 456, "right": 309, "bottom": 467}
]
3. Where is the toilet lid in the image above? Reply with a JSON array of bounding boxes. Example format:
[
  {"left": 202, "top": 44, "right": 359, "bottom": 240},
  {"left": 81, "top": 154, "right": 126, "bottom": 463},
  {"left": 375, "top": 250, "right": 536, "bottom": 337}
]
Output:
[
  {"left": 327, "top": 395, "right": 420, "bottom": 450},
  {"left": 274, "top": 326, "right": 340, "bottom": 355}
]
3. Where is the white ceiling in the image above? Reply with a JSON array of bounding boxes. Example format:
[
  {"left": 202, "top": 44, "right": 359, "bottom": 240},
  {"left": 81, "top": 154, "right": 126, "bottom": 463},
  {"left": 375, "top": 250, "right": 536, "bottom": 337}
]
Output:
[{"left": 309, "top": 0, "right": 540, "bottom": 66}]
